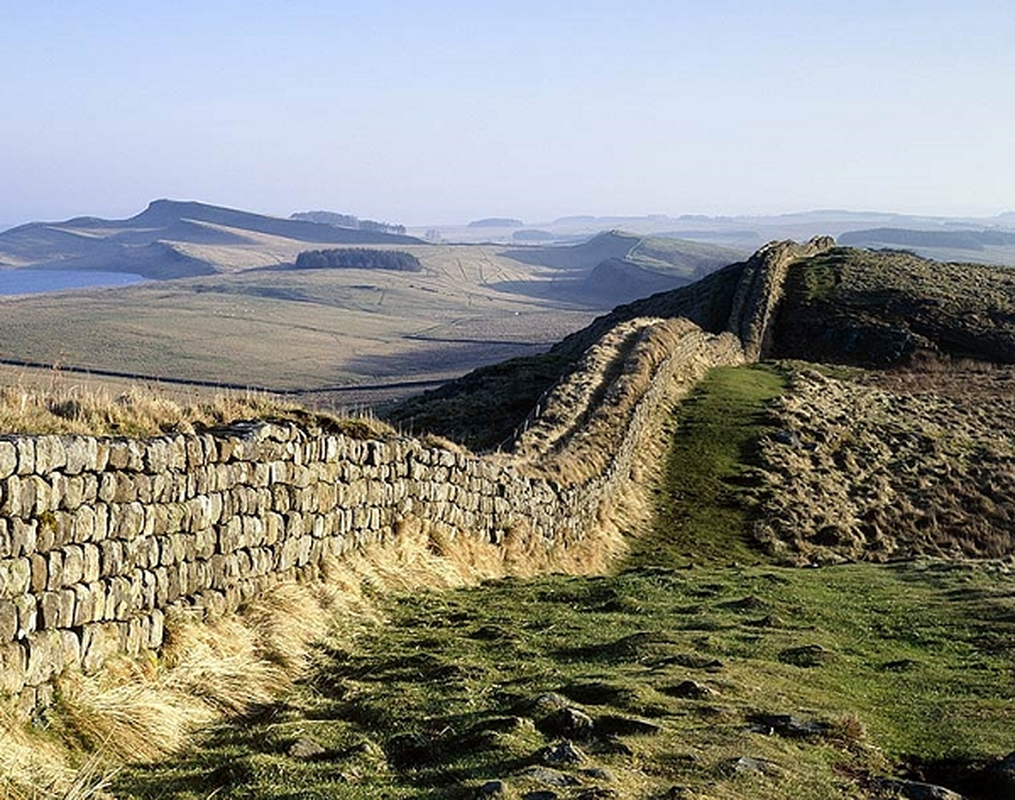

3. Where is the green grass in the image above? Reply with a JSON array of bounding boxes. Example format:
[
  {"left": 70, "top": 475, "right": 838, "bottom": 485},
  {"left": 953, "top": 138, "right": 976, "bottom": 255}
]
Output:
[
  {"left": 626, "top": 363, "right": 787, "bottom": 567},
  {"left": 111, "top": 561, "right": 1015, "bottom": 799},
  {"left": 109, "top": 364, "right": 1015, "bottom": 799}
]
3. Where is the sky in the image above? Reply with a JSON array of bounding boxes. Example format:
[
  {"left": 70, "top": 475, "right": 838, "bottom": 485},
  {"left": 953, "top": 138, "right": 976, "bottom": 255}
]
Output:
[{"left": 2, "top": 0, "right": 1013, "bottom": 229}]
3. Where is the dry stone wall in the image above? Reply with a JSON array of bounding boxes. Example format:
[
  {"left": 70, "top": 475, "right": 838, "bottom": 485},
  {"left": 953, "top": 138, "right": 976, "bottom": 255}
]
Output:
[
  {"left": 0, "top": 425, "right": 606, "bottom": 711},
  {"left": 0, "top": 238, "right": 824, "bottom": 712}
]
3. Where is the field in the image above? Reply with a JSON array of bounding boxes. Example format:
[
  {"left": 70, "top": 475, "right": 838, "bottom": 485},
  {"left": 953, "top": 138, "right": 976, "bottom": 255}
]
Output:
[{"left": 0, "top": 245, "right": 601, "bottom": 405}]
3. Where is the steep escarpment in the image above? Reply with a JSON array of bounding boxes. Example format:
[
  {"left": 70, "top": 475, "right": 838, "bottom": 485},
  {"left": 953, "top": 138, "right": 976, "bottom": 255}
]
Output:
[{"left": 772, "top": 247, "right": 1015, "bottom": 365}]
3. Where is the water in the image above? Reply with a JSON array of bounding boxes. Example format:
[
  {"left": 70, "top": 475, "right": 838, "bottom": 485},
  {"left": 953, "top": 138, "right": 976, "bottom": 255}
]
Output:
[{"left": 0, "top": 269, "right": 145, "bottom": 296}]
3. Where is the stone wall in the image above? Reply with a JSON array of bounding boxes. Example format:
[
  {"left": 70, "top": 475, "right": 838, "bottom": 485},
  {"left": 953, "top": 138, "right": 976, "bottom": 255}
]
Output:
[{"left": 0, "top": 238, "right": 822, "bottom": 712}]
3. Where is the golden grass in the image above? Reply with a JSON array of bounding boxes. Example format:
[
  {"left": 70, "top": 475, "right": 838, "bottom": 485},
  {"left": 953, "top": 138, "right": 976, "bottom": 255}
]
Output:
[
  {"left": 0, "top": 378, "right": 396, "bottom": 439},
  {"left": 2, "top": 497, "right": 633, "bottom": 799}
]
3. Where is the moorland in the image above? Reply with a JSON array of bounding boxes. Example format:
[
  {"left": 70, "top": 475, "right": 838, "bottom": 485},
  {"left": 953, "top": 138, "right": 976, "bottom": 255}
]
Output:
[{"left": 2, "top": 205, "right": 1015, "bottom": 799}]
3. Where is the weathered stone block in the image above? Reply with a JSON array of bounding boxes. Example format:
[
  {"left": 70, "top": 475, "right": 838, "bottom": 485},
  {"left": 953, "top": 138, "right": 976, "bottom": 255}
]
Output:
[
  {"left": 113, "top": 475, "right": 138, "bottom": 504},
  {"left": 63, "top": 437, "right": 95, "bottom": 475},
  {"left": 15, "top": 594, "right": 36, "bottom": 638},
  {"left": 149, "top": 608, "right": 165, "bottom": 649},
  {"left": 15, "top": 440, "right": 35, "bottom": 476},
  {"left": 60, "top": 629, "right": 81, "bottom": 671},
  {"left": 80, "top": 622, "right": 119, "bottom": 673},
  {"left": 38, "top": 591, "right": 61, "bottom": 629},
  {"left": 99, "top": 539, "right": 122, "bottom": 578},
  {"left": 0, "top": 600, "right": 17, "bottom": 643},
  {"left": 98, "top": 473, "right": 117, "bottom": 504},
  {"left": 110, "top": 502, "right": 145, "bottom": 539},
  {"left": 62, "top": 545, "right": 85, "bottom": 586},
  {"left": 133, "top": 474, "right": 152, "bottom": 504},
  {"left": 0, "top": 440, "right": 17, "bottom": 479},
  {"left": 11, "top": 520, "right": 37, "bottom": 558},
  {"left": 59, "top": 588, "right": 76, "bottom": 628},
  {"left": 0, "top": 641, "right": 27, "bottom": 694},
  {"left": 73, "top": 583, "right": 97, "bottom": 625},
  {"left": 34, "top": 436, "right": 67, "bottom": 474}
]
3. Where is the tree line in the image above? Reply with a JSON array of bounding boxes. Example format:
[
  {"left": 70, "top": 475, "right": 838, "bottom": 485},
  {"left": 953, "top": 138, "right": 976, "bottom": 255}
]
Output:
[{"left": 294, "top": 248, "right": 423, "bottom": 272}]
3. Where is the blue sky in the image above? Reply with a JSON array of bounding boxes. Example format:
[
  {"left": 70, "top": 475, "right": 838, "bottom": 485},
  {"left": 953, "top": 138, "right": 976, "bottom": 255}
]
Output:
[{"left": 2, "top": 1, "right": 1012, "bottom": 227}]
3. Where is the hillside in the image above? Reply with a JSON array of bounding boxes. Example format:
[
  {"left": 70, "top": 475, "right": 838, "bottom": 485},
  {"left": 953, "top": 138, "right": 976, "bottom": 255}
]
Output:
[{"left": 0, "top": 199, "right": 421, "bottom": 278}]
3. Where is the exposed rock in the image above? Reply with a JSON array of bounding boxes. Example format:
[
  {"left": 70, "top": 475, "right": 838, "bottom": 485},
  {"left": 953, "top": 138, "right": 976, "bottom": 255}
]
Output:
[
  {"left": 287, "top": 736, "right": 326, "bottom": 760},
  {"left": 722, "top": 756, "right": 778, "bottom": 776},
  {"left": 476, "top": 780, "right": 508, "bottom": 798},
  {"left": 543, "top": 706, "right": 595, "bottom": 740},
  {"left": 516, "top": 766, "right": 580, "bottom": 787},
  {"left": 662, "top": 680, "right": 716, "bottom": 699},
  {"left": 749, "top": 713, "right": 832, "bottom": 738},
  {"left": 540, "top": 740, "right": 586, "bottom": 765},
  {"left": 875, "top": 778, "right": 965, "bottom": 799}
]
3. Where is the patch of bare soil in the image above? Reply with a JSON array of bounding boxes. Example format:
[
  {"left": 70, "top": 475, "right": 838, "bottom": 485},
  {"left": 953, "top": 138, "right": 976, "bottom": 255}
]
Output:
[{"left": 752, "top": 363, "right": 1015, "bottom": 563}]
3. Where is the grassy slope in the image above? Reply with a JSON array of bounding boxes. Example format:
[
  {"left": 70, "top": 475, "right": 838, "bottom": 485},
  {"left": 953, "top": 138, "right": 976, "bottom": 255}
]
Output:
[
  {"left": 0, "top": 246, "right": 596, "bottom": 394},
  {"left": 113, "top": 365, "right": 1015, "bottom": 800}
]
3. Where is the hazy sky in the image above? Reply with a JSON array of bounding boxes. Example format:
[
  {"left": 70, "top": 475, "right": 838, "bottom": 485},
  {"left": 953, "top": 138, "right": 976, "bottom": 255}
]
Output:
[{"left": 2, "top": 1, "right": 1012, "bottom": 228}]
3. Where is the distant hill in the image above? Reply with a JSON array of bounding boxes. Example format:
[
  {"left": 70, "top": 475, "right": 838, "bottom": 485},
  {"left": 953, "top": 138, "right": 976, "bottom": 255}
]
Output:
[
  {"left": 290, "top": 210, "right": 406, "bottom": 236},
  {"left": 839, "top": 227, "right": 1015, "bottom": 251},
  {"left": 0, "top": 199, "right": 422, "bottom": 279},
  {"left": 502, "top": 230, "right": 745, "bottom": 306},
  {"left": 468, "top": 217, "right": 523, "bottom": 228}
]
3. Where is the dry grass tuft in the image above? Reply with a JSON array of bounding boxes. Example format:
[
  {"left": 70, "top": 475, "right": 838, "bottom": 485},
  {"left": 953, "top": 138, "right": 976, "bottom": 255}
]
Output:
[{"left": 0, "top": 378, "right": 396, "bottom": 439}]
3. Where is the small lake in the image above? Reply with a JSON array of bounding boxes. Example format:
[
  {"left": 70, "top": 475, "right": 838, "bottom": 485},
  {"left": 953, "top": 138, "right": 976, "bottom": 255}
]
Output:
[{"left": 0, "top": 269, "right": 146, "bottom": 296}]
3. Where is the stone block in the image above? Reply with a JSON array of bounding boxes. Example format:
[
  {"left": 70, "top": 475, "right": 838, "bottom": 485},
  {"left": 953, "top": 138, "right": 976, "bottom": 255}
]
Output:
[
  {"left": 38, "top": 591, "right": 61, "bottom": 629},
  {"left": 80, "top": 622, "right": 120, "bottom": 673},
  {"left": 59, "top": 474, "right": 85, "bottom": 512},
  {"left": 113, "top": 475, "right": 138, "bottom": 504},
  {"left": 15, "top": 439, "right": 35, "bottom": 476},
  {"left": 97, "top": 473, "right": 117, "bottom": 503},
  {"left": 60, "top": 629, "right": 81, "bottom": 671},
  {"left": 11, "top": 520, "right": 37, "bottom": 558},
  {"left": 14, "top": 595, "right": 36, "bottom": 638},
  {"left": 0, "top": 641, "right": 27, "bottom": 694},
  {"left": 63, "top": 437, "right": 95, "bottom": 475},
  {"left": 71, "top": 506, "right": 96, "bottom": 544},
  {"left": 81, "top": 473, "right": 98, "bottom": 505},
  {"left": 34, "top": 436, "right": 67, "bottom": 474},
  {"left": 110, "top": 502, "right": 145, "bottom": 539},
  {"left": 73, "top": 583, "right": 98, "bottom": 625},
  {"left": 0, "top": 440, "right": 17, "bottom": 479},
  {"left": 133, "top": 474, "right": 152, "bottom": 504},
  {"left": 145, "top": 439, "right": 170, "bottom": 473},
  {"left": 62, "top": 545, "right": 84, "bottom": 586},
  {"left": 59, "top": 587, "right": 76, "bottom": 624},
  {"left": 0, "top": 600, "right": 17, "bottom": 643},
  {"left": 149, "top": 608, "right": 165, "bottom": 649},
  {"left": 28, "top": 553, "right": 47, "bottom": 593},
  {"left": 99, "top": 539, "right": 122, "bottom": 578},
  {"left": 0, "top": 558, "right": 31, "bottom": 600}
]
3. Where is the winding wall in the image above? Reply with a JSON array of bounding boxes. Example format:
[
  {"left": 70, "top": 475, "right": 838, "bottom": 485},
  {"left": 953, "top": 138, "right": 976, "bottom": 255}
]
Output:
[{"left": 0, "top": 238, "right": 831, "bottom": 713}]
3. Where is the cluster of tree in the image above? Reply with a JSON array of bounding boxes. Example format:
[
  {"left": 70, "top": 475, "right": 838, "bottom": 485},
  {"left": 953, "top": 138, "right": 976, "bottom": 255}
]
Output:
[
  {"left": 294, "top": 248, "right": 422, "bottom": 272},
  {"left": 291, "top": 210, "right": 406, "bottom": 235}
]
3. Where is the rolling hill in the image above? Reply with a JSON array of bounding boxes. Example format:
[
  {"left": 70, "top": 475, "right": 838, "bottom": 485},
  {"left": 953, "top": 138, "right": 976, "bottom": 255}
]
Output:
[{"left": 0, "top": 199, "right": 422, "bottom": 278}]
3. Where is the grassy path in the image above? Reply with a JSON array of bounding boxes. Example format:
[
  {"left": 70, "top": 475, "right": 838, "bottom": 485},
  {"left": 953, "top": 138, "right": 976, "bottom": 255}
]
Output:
[{"left": 112, "top": 365, "right": 1015, "bottom": 799}]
